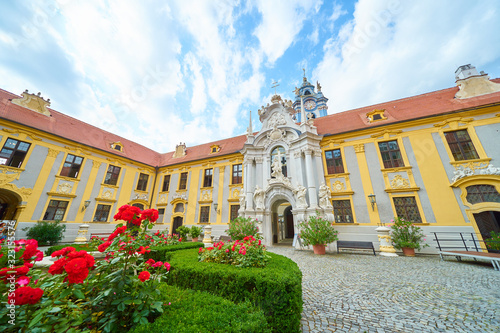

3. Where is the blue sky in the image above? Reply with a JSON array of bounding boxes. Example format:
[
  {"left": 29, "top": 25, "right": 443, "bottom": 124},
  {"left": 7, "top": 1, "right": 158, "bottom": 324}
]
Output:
[{"left": 1, "top": 0, "right": 499, "bottom": 152}]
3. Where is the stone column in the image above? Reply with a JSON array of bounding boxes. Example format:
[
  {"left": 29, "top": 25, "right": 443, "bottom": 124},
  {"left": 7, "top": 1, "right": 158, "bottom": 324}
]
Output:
[
  {"left": 304, "top": 149, "right": 318, "bottom": 208},
  {"left": 244, "top": 157, "right": 254, "bottom": 212},
  {"left": 376, "top": 225, "right": 398, "bottom": 256}
]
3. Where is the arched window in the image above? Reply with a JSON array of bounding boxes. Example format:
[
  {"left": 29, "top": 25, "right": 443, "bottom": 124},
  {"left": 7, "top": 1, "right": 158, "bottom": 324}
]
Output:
[
  {"left": 270, "top": 146, "right": 287, "bottom": 177},
  {"left": 466, "top": 185, "right": 500, "bottom": 204}
]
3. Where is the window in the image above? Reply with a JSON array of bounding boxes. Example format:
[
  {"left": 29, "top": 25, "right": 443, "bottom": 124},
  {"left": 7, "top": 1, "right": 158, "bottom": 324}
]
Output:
[
  {"left": 393, "top": 197, "right": 422, "bottom": 223},
  {"left": 104, "top": 165, "right": 121, "bottom": 185},
  {"left": 332, "top": 200, "right": 353, "bottom": 223},
  {"left": 43, "top": 200, "right": 68, "bottom": 221},
  {"left": 136, "top": 173, "right": 149, "bottom": 191},
  {"left": 157, "top": 208, "right": 165, "bottom": 224},
  {"left": 0, "top": 138, "right": 31, "bottom": 168},
  {"left": 232, "top": 164, "right": 243, "bottom": 184},
  {"left": 174, "top": 203, "right": 184, "bottom": 213},
  {"left": 466, "top": 185, "right": 500, "bottom": 204},
  {"left": 230, "top": 204, "right": 240, "bottom": 222},
  {"left": 60, "top": 154, "right": 83, "bottom": 178},
  {"left": 162, "top": 175, "right": 171, "bottom": 192},
  {"left": 93, "top": 204, "right": 111, "bottom": 222},
  {"left": 378, "top": 140, "right": 404, "bottom": 168},
  {"left": 203, "top": 168, "right": 213, "bottom": 187},
  {"left": 444, "top": 130, "right": 479, "bottom": 161},
  {"left": 325, "top": 149, "right": 344, "bottom": 174},
  {"left": 270, "top": 146, "right": 287, "bottom": 177},
  {"left": 114, "top": 145, "right": 122, "bottom": 151},
  {"left": 372, "top": 114, "right": 382, "bottom": 120},
  {"left": 179, "top": 172, "right": 188, "bottom": 190},
  {"left": 199, "top": 206, "right": 210, "bottom": 223}
]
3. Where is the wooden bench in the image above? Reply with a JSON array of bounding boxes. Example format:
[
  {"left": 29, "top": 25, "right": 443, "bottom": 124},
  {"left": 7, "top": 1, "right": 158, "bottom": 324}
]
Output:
[
  {"left": 439, "top": 251, "right": 500, "bottom": 271},
  {"left": 337, "top": 240, "right": 376, "bottom": 256}
]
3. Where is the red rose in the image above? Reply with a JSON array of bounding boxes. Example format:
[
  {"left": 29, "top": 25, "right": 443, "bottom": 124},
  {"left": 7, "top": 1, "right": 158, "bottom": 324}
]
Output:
[
  {"left": 138, "top": 271, "right": 150, "bottom": 282},
  {"left": 48, "top": 258, "right": 67, "bottom": 275},
  {"left": 164, "top": 262, "right": 170, "bottom": 271},
  {"left": 98, "top": 241, "right": 112, "bottom": 252},
  {"left": 141, "top": 209, "right": 159, "bottom": 223},
  {"left": 51, "top": 247, "right": 76, "bottom": 258},
  {"left": 145, "top": 259, "right": 155, "bottom": 267},
  {"left": 21, "top": 244, "right": 38, "bottom": 261},
  {"left": 8, "top": 286, "right": 43, "bottom": 305}
]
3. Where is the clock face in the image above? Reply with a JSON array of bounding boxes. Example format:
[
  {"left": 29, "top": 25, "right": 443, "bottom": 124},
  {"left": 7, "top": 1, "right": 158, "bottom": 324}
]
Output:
[{"left": 304, "top": 100, "right": 316, "bottom": 110}]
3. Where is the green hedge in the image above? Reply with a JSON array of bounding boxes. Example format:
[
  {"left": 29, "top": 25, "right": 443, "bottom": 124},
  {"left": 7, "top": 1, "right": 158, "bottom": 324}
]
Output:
[
  {"left": 165, "top": 249, "right": 302, "bottom": 333},
  {"left": 145, "top": 242, "right": 204, "bottom": 262},
  {"left": 131, "top": 284, "right": 269, "bottom": 333}
]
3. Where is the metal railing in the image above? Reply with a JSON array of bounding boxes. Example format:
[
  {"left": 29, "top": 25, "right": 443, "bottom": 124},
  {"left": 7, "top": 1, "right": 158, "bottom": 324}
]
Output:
[{"left": 433, "top": 232, "right": 500, "bottom": 252}]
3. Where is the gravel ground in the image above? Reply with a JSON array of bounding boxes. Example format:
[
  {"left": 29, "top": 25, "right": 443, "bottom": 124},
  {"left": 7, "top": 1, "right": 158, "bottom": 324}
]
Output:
[{"left": 267, "top": 247, "right": 500, "bottom": 333}]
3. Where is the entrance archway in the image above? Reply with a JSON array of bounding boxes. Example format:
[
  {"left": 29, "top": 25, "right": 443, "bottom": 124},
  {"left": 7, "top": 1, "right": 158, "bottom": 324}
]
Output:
[
  {"left": 271, "top": 200, "right": 294, "bottom": 245},
  {"left": 473, "top": 210, "right": 500, "bottom": 252},
  {"left": 0, "top": 189, "right": 22, "bottom": 220}
]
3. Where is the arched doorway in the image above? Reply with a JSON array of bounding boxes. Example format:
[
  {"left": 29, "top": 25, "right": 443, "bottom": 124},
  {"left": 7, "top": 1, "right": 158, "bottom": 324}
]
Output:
[
  {"left": 0, "top": 189, "right": 22, "bottom": 220},
  {"left": 271, "top": 200, "right": 294, "bottom": 245},
  {"left": 172, "top": 216, "right": 183, "bottom": 235},
  {"left": 473, "top": 210, "right": 500, "bottom": 252}
]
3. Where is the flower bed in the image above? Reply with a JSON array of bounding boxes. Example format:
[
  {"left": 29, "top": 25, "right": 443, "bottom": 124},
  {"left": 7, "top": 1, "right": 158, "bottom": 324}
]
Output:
[
  {"left": 165, "top": 248, "right": 302, "bottom": 333},
  {"left": 131, "top": 284, "right": 269, "bottom": 333}
]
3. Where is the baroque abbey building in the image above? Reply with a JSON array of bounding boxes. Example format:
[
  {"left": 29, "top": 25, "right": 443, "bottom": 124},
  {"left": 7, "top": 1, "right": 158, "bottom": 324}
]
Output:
[{"left": 2, "top": 65, "right": 500, "bottom": 252}]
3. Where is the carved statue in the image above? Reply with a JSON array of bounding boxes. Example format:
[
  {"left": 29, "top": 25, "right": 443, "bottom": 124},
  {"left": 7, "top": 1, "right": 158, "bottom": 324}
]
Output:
[
  {"left": 253, "top": 185, "right": 265, "bottom": 210},
  {"left": 294, "top": 87, "right": 300, "bottom": 96},
  {"left": 293, "top": 185, "right": 308, "bottom": 209},
  {"left": 239, "top": 193, "right": 246, "bottom": 212},
  {"left": 319, "top": 183, "right": 333, "bottom": 209},
  {"left": 271, "top": 154, "right": 283, "bottom": 179},
  {"left": 316, "top": 81, "right": 322, "bottom": 92}
]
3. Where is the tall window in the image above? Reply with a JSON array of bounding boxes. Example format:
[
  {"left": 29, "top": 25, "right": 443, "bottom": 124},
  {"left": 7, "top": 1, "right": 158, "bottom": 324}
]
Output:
[
  {"left": 325, "top": 149, "right": 344, "bottom": 174},
  {"left": 179, "top": 172, "right": 188, "bottom": 190},
  {"left": 199, "top": 206, "right": 210, "bottom": 223},
  {"left": 60, "top": 154, "right": 83, "bottom": 178},
  {"left": 203, "top": 168, "right": 213, "bottom": 187},
  {"left": 104, "top": 165, "right": 121, "bottom": 185},
  {"left": 466, "top": 185, "right": 500, "bottom": 205},
  {"left": 136, "top": 173, "right": 149, "bottom": 191},
  {"left": 444, "top": 130, "right": 479, "bottom": 161},
  {"left": 378, "top": 140, "right": 404, "bottom": 168},
  {"left": 162, "top": 175, "right": 171, "bottom": 192},
  {"left": 93, "top": 204, "right": 111, "bottom": 222},
  {"left": 393, "top": 196, "right": 422, "bottom": 223},
  {"left": 230, "top": 204, "right": 240, "bottom": 222},
  {"left": 43, "top": 200, "right": 68, "bottom": 221},
  {"left": 0, "top": 138, "right": 31, "bottom": 168},
  {"left": 270, "top": 146, "right": 287, "bottom": 177},
  {"left": 157, "top": 208, "right": 165, "bottom": 224},
  {"left": 332, "top": 200, "right": 353, "bottom": 223},
  {"left": 232, "top": 164, "right": 242, "bottom": 184}
]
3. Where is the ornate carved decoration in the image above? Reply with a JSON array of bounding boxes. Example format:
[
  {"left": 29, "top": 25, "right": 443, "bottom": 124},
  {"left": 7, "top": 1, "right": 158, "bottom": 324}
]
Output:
[
  {"left": 331, "top": 181, "right": 346, "bottom": 192},
  {"left": 47, "top": 148, "right": 59, "bottom": 158},
  {"left": 313, "top": 149, "right": 322, "bottom": 157},
  {"left": 293, "top": 185, "right": 308, "bottom": 209},
  {"left": 371, "top": 129, "right": 403, "bottom": 139},
  {"left": 92, "top": 160, "right": 102, "bottom": 169},
  {"left": 133, "top": 193, "right": 148, "bottom": 201},
  {"left": 158, "top": 195, "right": 168, "bottom": 204},
  {"left": 390, "top": 175, "right": 410, "bottom": 189},
  {"left": 0, "top": 168, "right": 21, "bottom": 185},
  {"left": 318, "top": 183, "right": 333, "bottom": 209},
  {"left": 293, "top": 150, "right": 303, "bottom": 158},
  {"left": 452, "top": 162, "right": 500, "bottom": 183},
  {"left": 57, "top": 182, "right": 72, "bottom": 194},
  {"left": 11, "top": 90, "right": 52, "bottom": 116},
  {"left": 433, "top": 117, "right": 473, "bottom": 130},
  {"left": 2, "top": 183, "right": 32, "bottom": 201},
  {"left": 353, "top": 144, "right": 365, "bottom": 153},
  {"left": 173, "top": 142, "right": 187, "bottom": 158},
  {"left": 200, "top": 189, "right": 212, "bottom": 202},
  {"left": 254, "top": 157, "right": 263, "bottom": 164},
  {"left": 267, "top": 112, "right": 286, "bottom": 129},
  {"left": 101, "top": 190, "right": 113, "bottom": 199},
  {"left": 172, "top": 192, "right": 188, "bottom": 201},
  {"left": 2, "top": 128, "right": 42, "bottom": 141}
]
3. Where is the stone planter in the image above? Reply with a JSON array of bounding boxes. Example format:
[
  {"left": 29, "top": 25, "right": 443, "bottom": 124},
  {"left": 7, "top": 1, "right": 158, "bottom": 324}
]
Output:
[
  {"left": 313, "top": 244, "right": 326, "bottom": 255},
  {"left": 192, "top": 237, "right": 199, "bottom": 242}
]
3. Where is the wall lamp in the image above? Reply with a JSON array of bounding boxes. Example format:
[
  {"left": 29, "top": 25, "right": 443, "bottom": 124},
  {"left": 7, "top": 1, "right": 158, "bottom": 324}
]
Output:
[
  {"left": 213, "top": 203, "right": 220, "bottom": 214},
  {"left": 81, "top": 200, "right": 91, "bottom": 212},
  {"left": 368, "top": 194, "right": 376, "bottom": 211}
]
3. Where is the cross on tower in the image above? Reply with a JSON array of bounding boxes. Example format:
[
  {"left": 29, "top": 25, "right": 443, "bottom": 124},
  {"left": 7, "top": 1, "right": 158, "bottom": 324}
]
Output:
[{"left": 271, "top": 81, "right": 279, "bottom": 95}]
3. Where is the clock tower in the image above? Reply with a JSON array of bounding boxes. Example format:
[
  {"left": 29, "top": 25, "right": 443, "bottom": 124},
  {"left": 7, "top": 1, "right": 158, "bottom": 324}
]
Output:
[{"left": 292, "top": 73, "right": 328, "bottom": 122}]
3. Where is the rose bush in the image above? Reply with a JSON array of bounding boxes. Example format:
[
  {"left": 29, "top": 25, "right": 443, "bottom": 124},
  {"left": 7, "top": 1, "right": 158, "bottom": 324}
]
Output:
[
  {"left": 198, "top": 235, "right": 269, "bottom": 268},
  {"left": 226, "top": 216, "right": 262, "bottom": 241},
  {"left": 389, "top": 216, "right": 429, "bottom": 251},
  {"left": 0, "top": 205, "right": 172, "bottom": 332}
]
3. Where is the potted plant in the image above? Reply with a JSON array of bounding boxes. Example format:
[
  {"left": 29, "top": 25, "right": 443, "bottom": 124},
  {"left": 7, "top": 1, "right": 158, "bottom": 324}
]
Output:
[
  {"left": 175, "top": 225, "right": 190, "bottom": 242},
  {"left": 389, "top": 217, "right": 429, "bottom": 256},
  {"left": 485, "top": 231, "right": 500, "bottom": 253},
  {"left": 190, "top": 226, "right": 202, "bottom": 242},
  {"left": 298, "top": 213, "right": 339, "bottom": 255}
]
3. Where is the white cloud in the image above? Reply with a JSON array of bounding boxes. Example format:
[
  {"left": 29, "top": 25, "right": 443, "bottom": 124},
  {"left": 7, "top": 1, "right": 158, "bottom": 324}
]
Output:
[
  {"left": 315, "top": 0, "right": 500, "bottom": 114},
  {"left": 253, "top": 0, "right": 318, "bottom": 64}
]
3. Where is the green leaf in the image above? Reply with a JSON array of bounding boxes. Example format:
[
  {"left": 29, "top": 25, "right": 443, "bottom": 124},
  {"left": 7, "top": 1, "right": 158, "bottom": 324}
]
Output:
[
  {"left": 59, "top": 289, "right": 72, "bottom": 299},
  {"left": 49, "top": 307, "right": 62, "bottom": 313},
  {"left": 73, "top": 289, "right": 85, "bottom": 299},
  {"left": 28, "top": 312, "right": 44, "bottom": 328},
  {"left": 140, "top": 316, "right": 149, "bottom": 325},
  {"left": 133, "top": 299, "right": 142, "bottom": 305},
  {"left": 117, "top": 303, "right": 125, "bottom": 311}
]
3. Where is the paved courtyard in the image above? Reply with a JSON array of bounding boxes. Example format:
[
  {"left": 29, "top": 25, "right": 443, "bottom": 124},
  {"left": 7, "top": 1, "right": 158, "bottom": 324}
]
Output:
[{"left": 267, "top": 247, "right": 500, "bottom": 333}]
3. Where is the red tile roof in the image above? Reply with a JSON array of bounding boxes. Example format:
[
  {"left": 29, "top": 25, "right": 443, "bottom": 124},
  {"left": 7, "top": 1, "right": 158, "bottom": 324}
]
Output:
[{"left": 1, "top": 80, "right": 499, "bottom": 168}]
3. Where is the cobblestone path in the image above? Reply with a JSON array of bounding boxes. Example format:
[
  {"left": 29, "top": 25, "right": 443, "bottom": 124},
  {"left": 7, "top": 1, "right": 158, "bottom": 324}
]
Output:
[{"left": 267, "top": 247, "right": 500, "bottom": 333}]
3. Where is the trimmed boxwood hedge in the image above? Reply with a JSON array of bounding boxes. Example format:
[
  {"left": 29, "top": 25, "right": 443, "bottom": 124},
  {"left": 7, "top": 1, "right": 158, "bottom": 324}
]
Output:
[
  {"left": 131, "top": 284, "right": 269, "bottom": 333},
  {"left": 144, "top": 242, "right": 204, "bottom": 262},
  {"left": 164, "top": 248, "right": 302, "bottom": 333}
]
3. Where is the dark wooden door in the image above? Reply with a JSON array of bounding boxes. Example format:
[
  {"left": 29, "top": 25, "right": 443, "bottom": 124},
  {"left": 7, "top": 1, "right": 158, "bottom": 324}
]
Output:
[
  {"left": 285, "top": 208, "right": 294, "bottom": 238},
  {"left": 172, "top": 217, "right": 183, "bottom": 235},
  {"left": 473, "top": 211, "right": 500, "bottom": 252}
]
